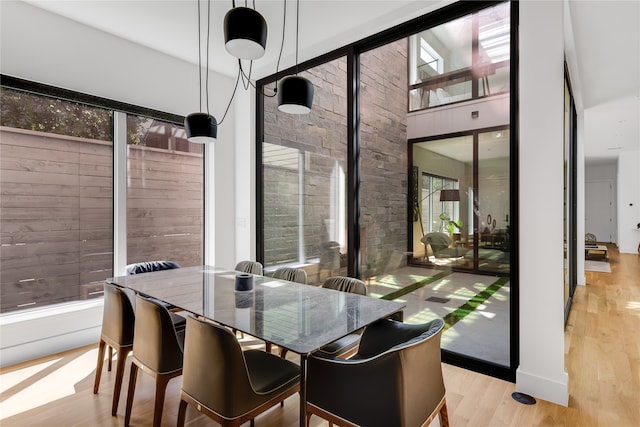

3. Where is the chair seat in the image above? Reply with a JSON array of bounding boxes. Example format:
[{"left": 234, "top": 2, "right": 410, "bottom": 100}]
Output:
[
  {"left": 243, "top": 349, "right": 301, "bottom": 393},
  {"left": 169, "top": 311, "right": 187, "bottom": 329},
  {"left": 314, "top": 333, "right": 361, "bottom": 358}
]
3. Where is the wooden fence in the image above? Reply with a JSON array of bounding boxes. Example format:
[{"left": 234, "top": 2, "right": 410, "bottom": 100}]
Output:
[{"left": 0, "top": 127, "right": 203, "bottom": 313}]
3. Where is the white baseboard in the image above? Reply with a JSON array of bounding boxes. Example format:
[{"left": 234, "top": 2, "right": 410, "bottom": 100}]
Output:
[
  {"left": 0, "top": 300, "right": 103, "bottom": 368},
  {"left": 516, "top": 367, "right": 569, "bottom": 407}
]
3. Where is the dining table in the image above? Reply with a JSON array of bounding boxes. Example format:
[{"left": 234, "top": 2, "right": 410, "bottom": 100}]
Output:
[{"left": 106, "top": 265, "right": 405, "bottom": 426}]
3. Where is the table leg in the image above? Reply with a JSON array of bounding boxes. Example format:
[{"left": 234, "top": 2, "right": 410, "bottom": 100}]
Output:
[{"left": 299, "top": 353, "right": 307, "bottom": 427}]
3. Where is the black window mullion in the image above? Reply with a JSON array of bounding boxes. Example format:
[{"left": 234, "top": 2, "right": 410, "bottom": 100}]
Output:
[{"left": 347, "top": 48, "right": 361, "bottom": 278}]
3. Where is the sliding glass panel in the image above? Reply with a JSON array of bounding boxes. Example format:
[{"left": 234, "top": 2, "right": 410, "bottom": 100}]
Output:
[
  {"left": 477, "top": 130, "right": 510, "bottom": 274},
  {"left": 410, "top": 132, "right": 510, "bottom": 366},
  {"left": 262, "top": 58, "right": 348, "bottom": 283},
  {"left": 412, "top": 136, "right": 473, "bottom": 269},
  {"left": 0, "top": 87, "right": 113, "bottom": 312},
  {"left": 126, "top": 118, "right": 203, "bottom": 267},
  {"left": 359, "top": 40, "right": 409, "bottom": 284}
]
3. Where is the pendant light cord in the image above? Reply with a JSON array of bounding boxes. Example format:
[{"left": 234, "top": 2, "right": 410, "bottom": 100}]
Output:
[
  {"left": 197, "top": 0, "right": 202, "bottom": 112},
  {"left": 295, "top": 0, "right": 300, "bottom": 75},
  {"left": 205, "top": 0, "right": 211, "bottom": 115}
]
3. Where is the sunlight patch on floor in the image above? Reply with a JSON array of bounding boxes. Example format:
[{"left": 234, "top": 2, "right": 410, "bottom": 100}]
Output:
[{"left": 0, "top": 348, "right": 97, "bottom": 419}]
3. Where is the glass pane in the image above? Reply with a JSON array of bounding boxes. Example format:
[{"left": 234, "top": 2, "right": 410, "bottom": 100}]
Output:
[
  {"left": 408, "top": 13, "right": 473, "bottom": 111},
  {"left": 412, "top": 136, "right": 473, "bottom": 268},
  {"left": 477, "top": 2, "right": 511, "bottom": 97},
  {"left": 359, "top": 40, "right": 409, "bottom": 282},
  {"left": 126, "top": 117, "right": 203, "bottom": 267},
  {"left": 409, "top": 15, "right": 472, "bottom": 85},
  {"left": 262, "top": 58, "right": 348, "bottom": 284},
  {"left": 477, "top": 130, "right": 510, "bottom": 274},
  {"left": 0, "top": 87, "right": 113, "bottom": 313}
]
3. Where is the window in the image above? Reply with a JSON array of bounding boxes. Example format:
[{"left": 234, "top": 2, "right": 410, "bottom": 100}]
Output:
[
  {"left": 260, "top": 58, "right": 348, "bottom": 282},
  {"left": 126, "top": 117, "right": 203, "bottom": 267},
  {"left": 409, "top": 2, "right": 510, "bottom": 111},
  {"left": 0, "top": 80, "right": 200, "bottom": 314},
  {"left": 0, "top": 87, "right": 113, "bottom": 312},
  {"left": 258, "top": 1, "right": 516, "bottom": 381}
]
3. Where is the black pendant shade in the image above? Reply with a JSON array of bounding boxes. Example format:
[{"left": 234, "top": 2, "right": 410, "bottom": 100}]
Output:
[
  {"left": 224, "top": 7, "right": 267, "bottom": 60},
  {"left": 277, "top": 75, "right": 314, "bottom": 114},
  {"left": 184, "top": 112, "right": 217, "bottom": 143}
]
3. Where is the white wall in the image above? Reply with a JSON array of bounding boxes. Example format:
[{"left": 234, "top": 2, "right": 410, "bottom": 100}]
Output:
[
  {"left": 517, "top": 0, "right": 569, "bottom": 406},
  {"left": 617, "top": 151, "right": 640, "bottom": 253},
  {"left": 0, "top": 1, "right": 239, "bottom": 366},
  {"left": 408, "top": 93, "right": 509, "bottom": 139}
]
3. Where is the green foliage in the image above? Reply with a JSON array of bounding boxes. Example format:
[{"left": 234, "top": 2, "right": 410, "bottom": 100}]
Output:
[{"left": 0, "top": 87, "right": 142, "bottom": 142}]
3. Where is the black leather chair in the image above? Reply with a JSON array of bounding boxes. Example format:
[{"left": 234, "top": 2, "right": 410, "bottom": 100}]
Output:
[
  {"left": 177, "top": 316, "right": 300, "bottom": 427},
  {"left": 125, "top": 260, "right": 186, "bottom": 329},
  {"left": 235, "top": 260, "right": 264, "bottom": 275},
  {"left": 93, "top": 283, "right": 135, "bottom": 416},
  {"left": 124, "top": 295, "right": 185, "bottom": 427},
  {"left": 125, "top": 260, "right": 181, "bottom": 275},
  {"left": 306, "top": 318, "right": 449, "bottom": 427}
]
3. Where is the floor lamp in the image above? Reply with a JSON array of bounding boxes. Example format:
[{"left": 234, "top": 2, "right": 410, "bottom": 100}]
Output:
[{"left": 417, "top": 188, "right": 461, "bottom": 258}]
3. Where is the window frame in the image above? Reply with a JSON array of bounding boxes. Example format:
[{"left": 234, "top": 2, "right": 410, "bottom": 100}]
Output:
[
  {"left": 0, "top": 74, "right": 202, "bottom": 314},
  {"left": 256, "top": 0, "right": 519, "bottom": 382}
]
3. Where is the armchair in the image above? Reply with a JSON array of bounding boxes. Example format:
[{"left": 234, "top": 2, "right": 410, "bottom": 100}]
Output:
[{"left": 306, "top": 318, "right": 448, "bottom": 427}]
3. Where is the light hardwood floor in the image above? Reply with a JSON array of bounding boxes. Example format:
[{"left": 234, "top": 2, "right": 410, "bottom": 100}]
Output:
[{"left": 1, "top": 246, "right": 638, "bottom": 426}]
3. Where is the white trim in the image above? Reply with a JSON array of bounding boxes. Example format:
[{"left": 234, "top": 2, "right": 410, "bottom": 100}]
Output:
[
  {"left": 113, "top": 111, "right": 127, "bottom": 275},
  {"left": 0, "top": 300, "right": 103, "bottom": 368},
  {"left": 516, "top": 367, "right": 569, "bottom": 407}
]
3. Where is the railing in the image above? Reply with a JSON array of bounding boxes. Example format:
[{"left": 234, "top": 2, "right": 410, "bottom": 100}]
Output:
[{"left": 409, "top": 60, "right": 510, "bottom": 112}]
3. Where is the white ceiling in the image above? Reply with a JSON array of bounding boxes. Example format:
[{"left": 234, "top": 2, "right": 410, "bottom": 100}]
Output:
[{"left": 22, "top": 0, "right": 640, "bottom": 164}]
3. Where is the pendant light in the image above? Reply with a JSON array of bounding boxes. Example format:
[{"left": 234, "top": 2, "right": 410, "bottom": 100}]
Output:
[
  {"left": 277, "top": 0, "right": 313, "bottom": 114},
  {"left": 224, "top": 1, "right": 267, "bottom": 60},
  {"left": 185, "top": 0, "right": 217, "bottom": 143}
]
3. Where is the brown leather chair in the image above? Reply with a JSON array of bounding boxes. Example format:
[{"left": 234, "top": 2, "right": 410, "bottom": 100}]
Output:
[
  {"left": 93, "top": 283, "right": 135, "bottom": 416},
  {"left": 177, "top": 316, "right": 300, "bottom": 427},
  {"left": 314, "top": 276, "right": 368, "bottom": 359},
  {"left": 272, "top": 267, "right": 307, "bottom": 284},
  {"left": 235, "top": 260, "right": 264, "bottom": 275},
  {"left": 124, "top": 295, "right": 185, "bottom": 427},
  {"left": 306, "top": 318, "right": 448, "bottom": 427}
]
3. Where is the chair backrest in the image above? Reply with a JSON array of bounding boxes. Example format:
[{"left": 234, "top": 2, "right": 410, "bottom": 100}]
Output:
[
  {"left": 272, "top": 267, "right": 307, "bottom": 284},
  {"left": 322, "top": 276, "right": 367, "bottom": 296},
  {"left": 235, "top": 260, "right": 263, "bottom": 275},
  {"left": 102, "top": 283, "right": 135, "bottom": 346},
  {"left": 360, "top": 318, "right": 445, "bottom": 427},
  {"left": 308, "top": 318, "right": 445, "bottom": 427},
  {"left": 181, "top": 316, "right": 261, "bottom": 418},
  {"left": 132, "top": 295, "right": 184, "bottom": 374},
  {"left": 126, "top": 260, "right": 181, "bottom": 275}
]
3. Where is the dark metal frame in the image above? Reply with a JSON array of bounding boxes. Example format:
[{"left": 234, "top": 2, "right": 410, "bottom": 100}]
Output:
[
  {"left": 564, "top": 62, "right": 578, "bottom": 325},
  {"left": 256, "top": 1, "right": 516, "bottom": 382}
]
